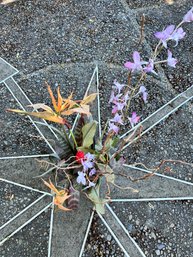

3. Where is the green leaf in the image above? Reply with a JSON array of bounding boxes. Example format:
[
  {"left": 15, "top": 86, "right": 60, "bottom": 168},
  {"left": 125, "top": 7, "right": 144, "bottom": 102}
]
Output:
[
  {"left": 82, "top": 121, "right": 97, "bottom": 148},
  {"left": 77, "top": 147, "right": 95, "bottom": 154},
  {"left": 88, "top": 183, "right": 106, "bottom": 214},
  {"left": 111, "top": 136, "right": 120, "bottom": 148},
  {"left": 97, "top": 163, "right": 115, "bottom": 184}
]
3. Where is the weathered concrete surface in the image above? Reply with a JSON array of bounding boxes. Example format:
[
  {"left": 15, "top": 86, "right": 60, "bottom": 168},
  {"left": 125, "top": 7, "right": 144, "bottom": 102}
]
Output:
[
  {"left": 51, "top": 197, "right": 93, "bottom": 257},
  {"left": 0, "top": 58, "right": 18, "bottom": 83}
]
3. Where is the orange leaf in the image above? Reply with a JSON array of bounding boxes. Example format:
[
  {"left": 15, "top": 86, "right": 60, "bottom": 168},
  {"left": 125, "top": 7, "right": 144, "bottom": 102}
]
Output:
[
  {"left": 42, "top": 179, "right": 60, "bottom": 194},
  {"left": 47, "top": 84, "right": 58, "bottom": 112},
  {"left": 81, "top": 93, "right": 97, "bottom": 105},
  {"left": 56, "top": 203, "right": 71, "bottom": 211},
  {"left": 62, "top": 105, "right": 90, "bottom": 116},
  {"left": 27, "top": 103, "right": 53, "bottom": 113},
  {"left": 54, "top": 192, "right": 70, "bottom": 205},
  {"left": 57, "top": 87, "right": 63, "bottom": 111},
  {"left": 7, "top": 109, "right": 67, "bottom": 124},
  {"left": 43, "top": 179, "right": 71, "bottom": 211}
]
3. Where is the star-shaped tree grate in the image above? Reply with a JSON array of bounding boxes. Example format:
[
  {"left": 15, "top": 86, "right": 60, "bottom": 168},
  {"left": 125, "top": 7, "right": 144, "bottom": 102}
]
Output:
[{"left": 0, "top": 57, "right": 193, "bottom": 257}]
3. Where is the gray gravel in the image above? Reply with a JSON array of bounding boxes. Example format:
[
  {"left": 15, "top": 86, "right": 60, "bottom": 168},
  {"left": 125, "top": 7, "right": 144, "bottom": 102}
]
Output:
[
  {"left": 0, "top": 181, "right": 40, "bottom": 226},
  {"left": 111, "top": 200, "right": 193, "bottom": 257},
  {"left": 134, "top": 0, "right": 193, "bottom": 92},
  {"left": 0, "top": 208, "right": 51, "bottom": 257},
  {"left": 82, "top": 213, "right": 125, "bottom": 257},
  {"left": 0, "top": 0, "right": 140, "bottom": 74},
  {"left": 0, "top": 85, "right": 50, "bottom": 156},
  {"left": 125, "top": 105, "right": 193, "bottom": 182}
]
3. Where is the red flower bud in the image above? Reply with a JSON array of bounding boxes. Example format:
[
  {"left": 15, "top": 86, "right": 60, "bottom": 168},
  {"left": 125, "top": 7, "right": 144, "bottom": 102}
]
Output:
[{"left": 75, "top": 151, "right": 85, "bottom": 164}]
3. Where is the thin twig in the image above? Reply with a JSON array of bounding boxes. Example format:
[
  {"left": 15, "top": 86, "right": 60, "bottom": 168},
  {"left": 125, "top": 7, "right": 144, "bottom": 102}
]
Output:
[{"left": 137, "top": 14, "right": 145, "bottom": 47}]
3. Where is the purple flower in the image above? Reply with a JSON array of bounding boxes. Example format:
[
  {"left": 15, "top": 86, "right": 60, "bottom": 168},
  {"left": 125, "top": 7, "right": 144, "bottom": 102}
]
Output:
[
  {"left": 85, "top": 152, "right": 95, "bottom": 162},
  {"left": 77, "top": 171, "right": 86, "bottom": 185},
  {"left": 83, "top": 181, "right": 96, "bottom": 190},
  {"left": 81, "top": 158, "right": 94, "bottom": 172},
  {"left": 111, "top": 113, "right": 124, "bottom": 125},
  {"left": 167, "top": 50, "right": 177, "bottom": 68},
  {"left": 171, "top": 27, "right": 186, "bottom": 46},
  {"left": 122, "top": 92, "right": 129, "bottom": 104},
  {"left": 113, "top": 80, "right": 125, "bottom": 93},
  {"left": 154, "top": 25, "right": 175, "bottom": 48},
  {"left": 109, "top": 122, "right": 119, "bottom": 134},
  {"left": 139, "top": 86, "right": 148, "bottom": 103},
  {"left": 109, "top": 91, "right": 121, "bottom": 104},
  {"left": 124, "top": 51, "right": 144, "bottom": 72},
  {"left": 143, "top": 59, "right": 157, "bottom": 75},
  {"left": 112, "top": 102, "right": 125, "bottom": 114},
  {"left": 183, "top": 7, "right": 193, "bottom": 22},
  {"left": 88, "top": 181, "right": 95, "bottom": 187},
  {"left": 89, "top": 168, "right": 96, "bottom": 177},
  {"left": 128, "top": 112, "right": 140, "bottom": 127}
]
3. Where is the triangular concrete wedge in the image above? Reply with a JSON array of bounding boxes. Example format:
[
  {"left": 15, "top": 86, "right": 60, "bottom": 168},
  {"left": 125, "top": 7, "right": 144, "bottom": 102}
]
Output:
[
  {"left": 109, "top": 165, "right": 193, "bottom": 200},
  {"left": 0, "top": 84, "right": 54, "bottom": 157},
  {"left": 81, "top": 211, "right": 128, "bottom": 257},
  {"left": 110, "top": 199, "right": 193, "bottom": 257},
  {"left": 122, "top": 105, "right": 193, "bottom": 185},
  {"left": 0, "top": 204, "right": 52, "bottom": 256},
  {"left": 0, "top": 57, "right": 18, "bottom": 84}
]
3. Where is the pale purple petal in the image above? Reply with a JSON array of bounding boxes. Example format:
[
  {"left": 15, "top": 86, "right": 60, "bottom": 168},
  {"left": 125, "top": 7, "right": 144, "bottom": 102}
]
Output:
[
  {"left": 83, "top": 181, "right": 96, "bottom": 190},
  {"left": 77, "top": 171, "right": 86, "bottom": 185},
  {"left": 85, "top": 152, "right": 95, "bottom": 161},
  {"left": 167, "top": 50, "right": 178, "bottom": 68},
  {"left": 139, "top": 85, "right": 147, "bottom": 93},
  {"left": 139, "top": 86, "right": 148, "bottom": 103},
  {"left": 113, "top": 80, "right": 125, "bottom": 93},
  {"left": 143, "top": 59, "right": 157, "bottom": 75},
  {"left": 109, "top": 91, "right": 115, "bottom": 103},
  {"left": 112, "top": 105, "right": 118, "bottom": 114},
  {"left": 116, "top": 102, "right": 125, "bottom": 111},
  {"left": 123, "top": 92, "right": 129, "bottom": 103},
  {"left": 154, "top": 31, "right": 164, "bottom": 39},
  {"left": 89, "top": 181, "right": 95, "bottom": 187},
  {"left": 133, "top": 51, "right": 140, "bottom": 63},
  {"left": 109, "top": 91, "right": 121, "bottom": 104},
  {"left": 128, "top": 112, "right": 140, "bottom": 127},
  {"left": 154, "top": 25, "right": 175, "bottom": 48},
  {"left": 142, "top": 91, "right": 148, "bottom": 103},
  {"left": 183, "top": 7, "right": 193, "bottom": 22},
  {"left": 171, "top": 27, "right": 186, "bottom": 46},
  {"left": 109, "top": 122, "right": 119, "bottom": 134},
  {"left": 124, "top": 61, "right": 135, "bottom": 70},
  {"left": 124, "top": 51, "right": 143, "bottom": 72},
  {"left": 89, "top": 168, "right": 96, "bottom": 176},
  {"left": 111, "top": 113, "right": 124, "bottom": 125},
  {"left": 81, "top": 159, "right": 94, "bottom": 171},
  {"left": 165, "top": 25, "right": 175, "bottom": 36}
]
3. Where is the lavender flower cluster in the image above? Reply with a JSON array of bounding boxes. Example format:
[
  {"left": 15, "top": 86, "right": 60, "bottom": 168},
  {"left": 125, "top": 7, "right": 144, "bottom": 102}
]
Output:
[{"left": 108, "top": 7, "right": 193, "bottom": 135}]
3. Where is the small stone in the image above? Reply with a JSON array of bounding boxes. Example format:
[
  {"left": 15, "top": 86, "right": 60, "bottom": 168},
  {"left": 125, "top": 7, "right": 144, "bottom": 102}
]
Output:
[
  {"left": 151, "top": 231, "right": 156, "bottom": 240},
  {"left": 157, "top": 243, "right": 166, "bottom": 250},
  {"left": 107, "top": 234, "right": 112, "bottom": 241},
  {"left": 155, "top": 249, "right": 161, "bottom": 255},
  {"left": 129, "top": 214, "right": 132, "bottom": 220},
  {"left": 144, "top": 225, "right": 147, "bottom": 231},
  {"left": 127, "top": 224, "right": 133, "bottom": 232}
]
